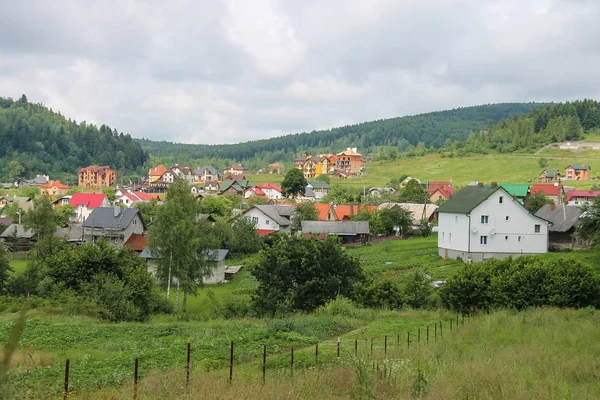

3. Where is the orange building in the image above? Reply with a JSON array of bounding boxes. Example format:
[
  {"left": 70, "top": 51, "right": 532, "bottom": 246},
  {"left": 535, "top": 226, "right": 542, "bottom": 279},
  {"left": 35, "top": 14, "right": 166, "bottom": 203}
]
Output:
[
  {"left": 78, "top": 166, "right": 116, "bottom": 187},
  {"left": 335, "top": 148, "right": 363, "bottom": 172},
  {"left": 40, "top": 181, "right": 70, "bottom": 196},
  {"left": 565, "top": 164, "right": 591, "bottom": 180}
]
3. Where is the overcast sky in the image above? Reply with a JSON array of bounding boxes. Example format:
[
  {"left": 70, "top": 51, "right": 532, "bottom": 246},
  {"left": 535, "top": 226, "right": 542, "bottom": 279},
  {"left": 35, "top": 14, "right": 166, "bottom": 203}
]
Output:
[{"left": 1, "top": 0, "right": 599, "bottom": 144}]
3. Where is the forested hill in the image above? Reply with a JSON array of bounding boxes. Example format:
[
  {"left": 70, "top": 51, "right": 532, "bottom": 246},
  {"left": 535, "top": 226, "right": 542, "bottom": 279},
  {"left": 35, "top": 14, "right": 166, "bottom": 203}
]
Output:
[
  {"left": 138, "top": 103, "right": 545, "bottom": 168},
  {"left": 0, "top": 95, "right": 148, "bottom": 182}
]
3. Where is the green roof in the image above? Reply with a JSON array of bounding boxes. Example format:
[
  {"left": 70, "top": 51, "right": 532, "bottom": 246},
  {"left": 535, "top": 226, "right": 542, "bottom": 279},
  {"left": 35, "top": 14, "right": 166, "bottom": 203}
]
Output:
[
  {"left": 568, "top": 164, "right": 590, "bottom": 170},
  {"left": 308, "top": 180, "right": 331, "bottom": 189},
  {"left": 219, "top": 179, "right": 250, "bottom": 192},
  {"left": 544, "top": 169, "right": 559, "bottom": 176},
  {"left": 438, "top": 185, "right": 502, "bottom": 214},
  {"left": 499, "top": 184, "right": 529, "bottom": 198}
]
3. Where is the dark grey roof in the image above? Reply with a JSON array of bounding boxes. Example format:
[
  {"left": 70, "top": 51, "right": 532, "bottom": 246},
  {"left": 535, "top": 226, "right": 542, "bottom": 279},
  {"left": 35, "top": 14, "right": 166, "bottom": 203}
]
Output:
[
  {"left": 194, "top": 165, "right": 218, "bottom": 175},
  {"left": 308, "top": 181, "right": 331, "bottom": 190},
  {"left": 83, "top": 207, "right": 143, "bottom": 229},
  {"left": 302, "top": 187, "right": 315, "bottom": 197},
  {"left": 0, "top": 224, "right": 33, "bottom": 239},
  {"left": 55, "top": 225, "right": 84, "bottom": 242},
  {"left": 251, "top": 205, "right": 296, "bottom": 226},
  {"left": 141, "top": 246, "right": 228, "bottom": 261},
  {"left": 535, "top": 204, "right": 582, "bottom": 232},
  {"left": 301, "top": 220, "right": 370, "bottom": 235},
  {"left": 438, "top": 185, "right": 502, "bottom": 214}
]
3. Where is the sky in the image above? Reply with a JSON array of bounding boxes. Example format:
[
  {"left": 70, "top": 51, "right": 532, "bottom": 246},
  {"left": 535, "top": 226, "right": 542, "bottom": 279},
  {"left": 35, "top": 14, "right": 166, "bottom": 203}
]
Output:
[{"left": 1, "top": 0, "right": 599, "bottom": 144}]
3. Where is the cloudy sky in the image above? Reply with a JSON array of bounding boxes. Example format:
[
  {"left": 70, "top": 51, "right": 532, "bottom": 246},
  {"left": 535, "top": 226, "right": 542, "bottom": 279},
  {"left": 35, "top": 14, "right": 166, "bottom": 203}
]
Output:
[{"left": 1, "top": 0, "right": 599, "bottom": 144}]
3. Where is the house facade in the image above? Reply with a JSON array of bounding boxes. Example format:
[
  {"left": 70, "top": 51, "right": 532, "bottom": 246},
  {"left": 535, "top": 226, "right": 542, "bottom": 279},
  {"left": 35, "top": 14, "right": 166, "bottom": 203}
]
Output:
[
  {"left": 565, "top": 164, "right": 590, "bottom": 180},
  {"left": 438, "top": 184, "right": 549, "bottom": 262},
  {"left": 259, "top": 183, "right": 283, "bottom": 200},
  {"left": 78, "top": 166, "right": 116, "bottom": 187},
  {"left": 335, "top": 148, "right": 363, "bottom": 172},
  {"left": 535, "top": 204, "right": 583, "bottom": 250},
  {"left": 40, "top": 181, "right": 70, "bottom": 196},
  {"left": 224, "top": 164, "right": 247, "bottom": 176},
  {"left": 530, "top": 183, "right": 565, "bottom": 205},
  {"left": 566, "top": 190, "right": 600, "bottom": 205},
  {"left": 148, "top": 165, "right": 168, "bottom": 184},
  {"left": 82, "top": 207, "right": 145, "bottom": 245},
  {"left": 538, "top": 169, "right": 561, "bottom": 182},
  {"left": 307, "top": 181, "right": 331, "bottom": 200},
  {"left": 243, "top": 205, "right": 296, "bottom": 235},
  {"left": 69, "top": 193, "right": 111, "bottom": 223},
  {"left": 194, "top": 166, "right": 221, "bottom": 182}
]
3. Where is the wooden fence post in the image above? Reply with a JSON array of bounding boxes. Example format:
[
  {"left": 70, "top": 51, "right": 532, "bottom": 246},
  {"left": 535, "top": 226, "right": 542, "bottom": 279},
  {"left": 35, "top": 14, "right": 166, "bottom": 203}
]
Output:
[
  {"left": 440, "top": 321, "right": 443, "bottom": 337},
  {"left": 291, "top": 347, "right": 294, "bottom": 376},
  {"left": 186, "top": 343, "right": 190, "bottom": 389},
  {"left": 337, "top": 337, "right": 340, "bottom": 359},
  {"left": 426, "top": 326, "right": 429, "bottom": 344},
  {"left": 315, "top": 343, "right": 319, "bottom": 371},
  {"left": 134, "top": 358, "right": 139, "bottom": 400},
  {"left": 450, "top": 318, "right": 453, "bottom": 330},
  {"left": 384, "top": 335, "right": 387, "bottom": 356},
  {"left": 63, "top": 359, "right": 70, "bottom": 400},
  {"left": 355, "top": 339, "right": 358, "bottom": 357},
  {"left": 370, "top": 337, "right": 374, "bottom": 355},
  {"left": 418, "top": 328, "right": 421, "bottom": 344},
  {"left": 407, "top": 331, "right": 410, "bottom": 349},
  {"left": 263, "top": 344, "right": 266, "bottom": 382},
  {"left": 229, "top": 341, "right": 234, "bottom": 382},
  {"left": 434, "top": 323, "right": 437, "bottom": 339}
]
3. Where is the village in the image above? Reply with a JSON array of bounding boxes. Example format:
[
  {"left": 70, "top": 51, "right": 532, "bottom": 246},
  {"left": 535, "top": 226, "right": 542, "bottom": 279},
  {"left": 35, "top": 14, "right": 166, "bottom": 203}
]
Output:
[{"left": 0, "top": 144, "right": 597, "bottom": 285}]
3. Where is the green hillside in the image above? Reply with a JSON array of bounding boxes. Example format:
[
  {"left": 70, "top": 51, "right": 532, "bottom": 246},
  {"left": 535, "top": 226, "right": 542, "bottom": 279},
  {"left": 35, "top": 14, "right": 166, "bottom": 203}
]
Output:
[
  {"left": 138, "top": 103, "right": 545, "bottom": 170},
  {"left": 0, "top": 95, "right": 148, "bottom": 183}
]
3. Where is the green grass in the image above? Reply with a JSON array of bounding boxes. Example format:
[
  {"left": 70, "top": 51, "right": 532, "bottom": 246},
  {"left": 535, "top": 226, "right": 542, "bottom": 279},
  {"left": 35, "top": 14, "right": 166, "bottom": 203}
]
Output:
[{"left": 8, "top": 260, "right": 27, "bottom": 274}]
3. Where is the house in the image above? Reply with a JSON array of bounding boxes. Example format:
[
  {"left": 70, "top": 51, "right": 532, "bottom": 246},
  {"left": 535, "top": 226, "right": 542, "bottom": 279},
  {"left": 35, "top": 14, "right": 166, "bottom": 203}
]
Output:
[
  {"left": 78, "top": 166, "right": 116, "bottom": 187},
  {"left": 69, "top": 193, "right": 111, "bottom": 223},
  {"left": 82, "top": 207, "right": 145, "bottom": 245},
  {"left": 148, "top": 165, "right": 169, "bottom": 184},
  {"left": 314, "top": 156, "right": 329, "bottom": 176},
  {"left": 369, "top": 187, "right": 396, "bottom": 197},
  {"left": 152, "top": 169, "right": 176, "bottom": 186},
  {"left": 22, "top": 175, "right": 50, "bottom": 187},
  {"left": 334, "top": 204, "right": 378, "bottom": 221},
  {"left": 124, "top": 233, "right": 147, "bottom": 253},
  {"left": 566, "top": 190, "right": 600, "bottom": 205},
  {"left": 259, "top": 183, "right": 283, "bottom": 200},
  {"left": 565, "top": 164, "right": 591, "bottom": 180},
  {"left": 313, "top": 204, "right": 338, "bottom": 221},
  {"left": 429, "top": 186, "right": 455, "bottom": 203},
  {"left": 195, "top": 166, "right": 221, "bottom": 182},
  {"left": 171, "top": 164, "right": 193, "bottom": 181},
  {"left": 498, "top": 184, "right": 529, "bottom": 204},
  {"left": 116, "top": 191, "right": 156, "bottom": 207},
  {"left": 336, "top": 148, "right": 363, "bottom": 172},
  {"left": 298, "top": 187, "right": 316, "bottom": 202},
  {"left": 141, "top": 247, "right": 231, "bottom": 284},
  {"left": 268, "top": 163, "right": 282, "bottom": 174},
  {"left": 300, "top": 158, "right": 317, "bottom": 179},
  {"left": 40, "top": 181, "right": 70, "bottom": 196},
  {"left": 1, "top": 223, "right": 83, "bottom": 249},
  {"left": 335, "top": 170, "right": 353, "bottom": 179},
  {"left": 307, "top": 181, "right": 331, "bottom": 199},
  {"left": 378, "top": 203, "right": 439, "bottom": 227},
  {"left": 243, "top": 204, "right": 296, "bottom": 235},
  {"left": 294, "top": 155, "right": 310, "bottom": 169},
  {"left": 244, "top": 186, "right": 266, "bottom": 199},
  {"left": 224, "top": 164, "right": 248, "bottom": 176},
  {"left": 530, "top": 183, "right": 565, "bottom": 205},
  {"left": 219, "top": 179, "right": 251, "bottom": 195},
  {"left": 301, "top": 220, "right": 371, "bottom": 245},
  {"left": 535, "top": 204, "right": 583, "bottom": 250},
  {"left": 437, "top": 183, "right": 549, "bottom": 262},
  {"left": 0, "top": 196, "right": 10, "bottom": 208},
  {"left": 52, "top": 195, "right": 72, "bottom": 207},
  {"left": 538, "top": 169, "right": 561, "bottom": 182},
  {"left": 204, "top": 181, "right": 220, "bottom": 192}
]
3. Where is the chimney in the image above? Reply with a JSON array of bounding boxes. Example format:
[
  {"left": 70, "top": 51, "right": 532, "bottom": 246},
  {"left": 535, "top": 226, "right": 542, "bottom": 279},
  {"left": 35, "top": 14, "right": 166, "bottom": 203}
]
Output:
[
  {"left": 114, "top": 206, "right": 121, "bottom": 218},
  {"left": 478, "top": 182, "right": 484, "bottom": 187},
  {"left": 491, "top": 182, "right": 497, "bottom": 187}
]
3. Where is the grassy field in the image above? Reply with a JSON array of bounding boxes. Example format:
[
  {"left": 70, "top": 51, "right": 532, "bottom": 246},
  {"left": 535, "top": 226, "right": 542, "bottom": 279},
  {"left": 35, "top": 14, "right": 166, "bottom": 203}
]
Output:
[
  {"left": 72, "top": 308, "right": 600, "bottom": 399},
  {"left": 8, "top": 260, "right": 27, "bottom": 274}
]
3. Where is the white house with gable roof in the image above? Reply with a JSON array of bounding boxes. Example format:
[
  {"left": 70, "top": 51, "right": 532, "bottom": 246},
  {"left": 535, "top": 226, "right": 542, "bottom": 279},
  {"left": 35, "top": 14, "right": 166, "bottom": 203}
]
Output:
[{"left": 438, "top": 183, "right": 549, "bottom": 262}]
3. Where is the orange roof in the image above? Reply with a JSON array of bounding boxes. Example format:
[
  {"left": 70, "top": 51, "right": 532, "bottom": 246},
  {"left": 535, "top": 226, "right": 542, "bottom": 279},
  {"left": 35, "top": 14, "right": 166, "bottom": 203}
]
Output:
[
  {"left": 41, "top": 180, "right": 70, "bottom": 189},
  {"left": 124, "top": 234, "right": 147, "bottom": 252},
  {"left": 314, "top": 204, "right": 335, "bottom": 221},
  {"left": 334, "top": 205, "right": 377, "bottom": 220},
  {"left": 149, "top": 165, "right": 168, "bottom": 177},
  {"left": 256, "top": 229, "right": 278, "bottom": 236}
]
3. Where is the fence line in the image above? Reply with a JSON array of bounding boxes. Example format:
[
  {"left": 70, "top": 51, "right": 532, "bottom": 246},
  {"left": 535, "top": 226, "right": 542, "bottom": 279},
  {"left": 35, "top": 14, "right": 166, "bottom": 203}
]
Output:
[{"left": 58, "top": 314, "right": 468, "bottom": 398}]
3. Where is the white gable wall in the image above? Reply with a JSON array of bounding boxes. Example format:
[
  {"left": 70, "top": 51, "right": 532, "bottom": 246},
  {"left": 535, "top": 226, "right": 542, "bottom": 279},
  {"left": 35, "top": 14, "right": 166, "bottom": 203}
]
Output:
[{"left": 244, "top": 208, "right": 281, "bottom": 231}]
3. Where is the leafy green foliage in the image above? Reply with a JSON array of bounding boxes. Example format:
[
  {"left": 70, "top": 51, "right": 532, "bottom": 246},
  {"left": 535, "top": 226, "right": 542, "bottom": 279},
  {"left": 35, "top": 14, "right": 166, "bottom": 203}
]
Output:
[
  {"left": 281, "top": 168, "right": 307, "bottom": 197},
  {"left": 322, "top": 185, "right": 361, "bottom": 204},
  {"left": 252, "top": 236, "right": 365, "bottom": 314},
  {"left": 54, "top": 204, "right": 75, "bottom": 227},
  {"left": 524, "top": 191, "right": 553, "bottom": 213},
  {"left": 538, "top": 157, "right": 549, "bottom": 168},
  {"left": 228, "top": 216, "right": 264, "bottom": 255},
  {"left": 0, "top": 243, "right": 13, "bottom": 295},
  {"left": 440, "top": 257, "right": 600, "bottom": 313},
  {"left": 0, "top": 95, "right": 148, "bottom": 181},
  {"left": 402, "top": 270, "right": 435, "bottom": 309},
  {"left": 576, "top": 196, "right": 600, "bottom": 246},
  {"left": 291, "top": 202, "right": 318, "bottom": 232},
  {"left": 379, "top": 206, "right": 413, "bottom": 236},
  {"left": 351, "top": 209, "right": 386, "bottom": 236},
  {"left": 198, "top": 195, "right": 233, "bottom": 217},
  {"left": 399, "top": 179, "right": 428, "bottom": 203},
  {"left": 356, "top": 278, "right": 404, "bottom": 309}
]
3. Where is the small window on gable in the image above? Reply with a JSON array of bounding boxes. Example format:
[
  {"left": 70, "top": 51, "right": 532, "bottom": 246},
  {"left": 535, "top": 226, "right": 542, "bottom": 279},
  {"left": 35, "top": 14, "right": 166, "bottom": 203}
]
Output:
[
  {"left": 449, "top": 233, "right": 452, "bottom": 244},
  {"left": 499, "top": 196, "right": 504, "bottom": 204},
  {"left": 266, "top": 220, "right": 270, "bottom": 225},
  {"left": 518, "top": 236, "right": 522, "bottom": 242},
  {"left": 442, "top": 232, "right": 445, "bottom": 242},
  {"left": 505, "top": 235, "right": 508, "bottom": 240},
  {"left": 534, "top": 224, "right": 540, "bottom": 233},
  {"left": 132, "top": 218, "right": 136, "bottom": 225},
  {"left": 455, "top": 216, "right": 458, "bottom": 224},
  {"left": 481, "top": 215, "right": 489, "bottom": 224},
  {"left": 505, "top": 216, "right": 509, "bottom": 221}
]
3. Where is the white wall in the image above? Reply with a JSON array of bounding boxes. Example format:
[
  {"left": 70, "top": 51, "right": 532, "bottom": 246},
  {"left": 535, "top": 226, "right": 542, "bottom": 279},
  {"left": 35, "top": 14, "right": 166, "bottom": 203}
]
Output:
[
  {"left": 262, "top": 188, "right": 282, "bottom": 200},
  {"left": 438, "top": 213, "right": 470, "bottom": 252},
  {"left": 244, "top": 208, "right": 281, "bottom": 231}
]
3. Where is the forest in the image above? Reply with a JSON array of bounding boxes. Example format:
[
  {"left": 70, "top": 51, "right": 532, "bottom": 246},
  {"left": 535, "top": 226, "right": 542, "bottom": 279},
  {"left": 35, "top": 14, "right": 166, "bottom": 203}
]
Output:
[
  {"left": 0, "top": 95, "right": 148, "bottom": 183},
  {"left": 138, "top": 102, "right": 543, "bottom": 171}
]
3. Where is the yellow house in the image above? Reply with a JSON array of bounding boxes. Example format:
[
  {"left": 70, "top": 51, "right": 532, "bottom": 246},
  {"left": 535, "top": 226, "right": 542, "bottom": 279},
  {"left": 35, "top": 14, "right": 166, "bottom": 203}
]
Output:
[{"left": 314, "top": 156, "right": 329, "bottom": 176}]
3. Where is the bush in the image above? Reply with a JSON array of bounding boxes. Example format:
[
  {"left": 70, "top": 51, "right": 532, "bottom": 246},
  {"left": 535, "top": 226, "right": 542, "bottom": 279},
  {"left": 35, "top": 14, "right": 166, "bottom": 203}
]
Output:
[
  {"left": 441, "top": 257, "right": 600, "bottom": 312},
  {"left": 356, "top": 280, "right": 404, "bottom": 309},
  {"left": 403, "top": 271, "right": 434, "bottom": 309}
]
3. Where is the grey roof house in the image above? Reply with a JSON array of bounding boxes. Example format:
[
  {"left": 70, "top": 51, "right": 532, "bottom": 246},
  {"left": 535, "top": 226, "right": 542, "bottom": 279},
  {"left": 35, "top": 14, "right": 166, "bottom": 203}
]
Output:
[
  {"left": 535, "top": 204, "right": 583, "bottom": 250},
  {"left": 83, "top": 207, "right": 145, "bottom": 245},
  {"left": 301, "top": 220, "right": 371, "bottom": 244}
]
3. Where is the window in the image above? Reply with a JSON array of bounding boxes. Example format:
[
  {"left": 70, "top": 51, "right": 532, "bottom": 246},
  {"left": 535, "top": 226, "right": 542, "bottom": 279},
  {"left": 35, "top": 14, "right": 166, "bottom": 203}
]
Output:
[
  {"left": 481, "top": 215, "right": 489, "bottom": 224},
  {"left": 442, "top": 232, "right": 445, "bottom": 242},
  {"left": 518, "top": 236, "right": 522, "bottom": 242},
  {"left": 534, "top": 224, "right": 540, "bottom": 233},
  {"left": 480, "top": 235, "right": 488, "bottom": 245},
  {"left": 449, "top": 233, "right": 452, "bottom": 244},
  {"left": 455, "top": 216, "right": 458, "bottom": 224},
  {"left": 251, "top": 217, "right": 258, "bottom": 224},
  {"left": 499, "top": 196, "right": 504, "bottom": 204},
  {"left": 265, "top": 220, "right": 270, "bottom": 225},
  {"left": 132, "top": 218, "right": 136, "bottom": 225},
  {"left": 505, "top": 216, "right": 509, "bottom": 221},
  {"left": 505, "top": 235, "right": 508, "bottom": 240}
]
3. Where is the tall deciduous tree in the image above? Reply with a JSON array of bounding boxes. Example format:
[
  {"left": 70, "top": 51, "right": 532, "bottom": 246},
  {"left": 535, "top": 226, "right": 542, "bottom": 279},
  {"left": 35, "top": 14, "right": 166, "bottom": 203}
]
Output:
[
  {"left": 399, "top": 179, "right": 428, "bottom": 203},
  {"left": 23, "top": 194, "right": 59, "bottom": 258},
  {"left": 291, "top": 203, "right": 318, "bottom": 233},
  {"left": 0, "top": 242, "right": 13, "bottom": 295},
  {"left": 379, "top": 205, "right": 413, "bottom": 237},
  {"left": 524, "top": 192, "right": 553, "bottom": 214},
  {"left": 576, "top": 196, "right": 600, "bottom": 245},
  {"left": 281, "top": 168, "right": 307, "bottom": 198}
]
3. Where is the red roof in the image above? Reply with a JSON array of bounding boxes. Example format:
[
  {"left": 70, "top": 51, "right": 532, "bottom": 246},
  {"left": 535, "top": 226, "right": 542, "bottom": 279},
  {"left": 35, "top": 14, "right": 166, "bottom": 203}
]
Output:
[
  {"left": 567, "top": 190, "right": 600, "bottom": 201},
  {"left": 70, "top": 193, "right": 107, "bottom": 208},
  {"left": 124, "top": 234, "right": 147, "bottom": 252},
  {"left": 430, "top": 185, "right": 455, "bottom": 199},
  {"left": 41, "top": 180, "right": 70, "bottom": 189},
  {"left": 428, "top": 181, "right": 451, "bottom": 191},
  {"left": 531, "top": 184, "right": 562, "bottom": 196},
  {"left": 260, "top": 183, "right": 282, "bottom": 192},
  {"left": 149, "top": 165, "right": 168, "bottom": 176},
  {"left": 335, "top": 205, "right": 377, "bottom": 220},
  {"left": 246, "top": 187, "right": 266, "bottom": 196},
  {"left": 255, "top": 229, "right": 278, "bottom": 236},
  {"left": 314, "top": 204, "right": 335, "bottom": 221}
]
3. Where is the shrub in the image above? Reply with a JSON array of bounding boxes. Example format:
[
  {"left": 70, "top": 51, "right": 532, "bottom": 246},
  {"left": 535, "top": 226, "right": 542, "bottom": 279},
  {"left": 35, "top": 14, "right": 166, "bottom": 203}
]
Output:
[
  {"left": 356, "top": 280, "right": 404, "bottom": 309},
  {"left": 403, "top": 270, "right": 434, "bottom": 309}
]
